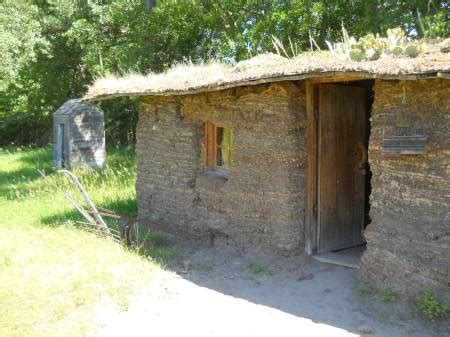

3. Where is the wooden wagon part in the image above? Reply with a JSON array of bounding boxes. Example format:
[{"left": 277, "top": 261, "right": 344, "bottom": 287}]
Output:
[
  {"left": 75, "top": 221, "right": 122, "bottom": 243},
  {"left": 58, "top": 169, "right": 108, "bottom": 229},
  {"left": 86, "top": 210, "right": 121, "bottom": 219},
  {"left": 64, "top": 191, "right": 97, "bottom": 226},
  {"left": 58, "top": 170, "right": 138, "bottom": 246},
  {"left": 87, "top": 208, "right": 137, "bottom": 246}
]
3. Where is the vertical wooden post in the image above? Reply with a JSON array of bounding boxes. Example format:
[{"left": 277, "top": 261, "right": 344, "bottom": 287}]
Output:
[{"left": 305, "top": 81, "right": 318, "bottom": 255}]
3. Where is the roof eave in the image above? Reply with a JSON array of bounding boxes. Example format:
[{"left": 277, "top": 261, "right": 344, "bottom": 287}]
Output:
[{"left": 83, "top": 70, "right": 449, "bottom": 103}]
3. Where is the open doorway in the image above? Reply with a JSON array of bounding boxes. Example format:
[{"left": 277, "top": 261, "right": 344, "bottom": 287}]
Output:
[{"left": 306, "top": 79, "right": 374, "bottom": 268}]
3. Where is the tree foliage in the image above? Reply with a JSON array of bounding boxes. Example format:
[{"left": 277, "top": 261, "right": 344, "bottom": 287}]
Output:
[{"left": 0, "top": 0, "right": 448, "bottom": 146}]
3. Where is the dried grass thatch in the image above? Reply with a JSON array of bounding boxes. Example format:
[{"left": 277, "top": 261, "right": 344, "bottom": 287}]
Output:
[{"left": 84, "top": 39, "right": 450, "bottom": 102}]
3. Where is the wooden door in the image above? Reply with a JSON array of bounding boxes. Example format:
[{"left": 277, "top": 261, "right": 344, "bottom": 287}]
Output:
[
  {"left": 56, "top": 124, "right": 65, "bottom": 168},
  {"left": 317, "top": 84, "right": 366, "bottom": 253}
]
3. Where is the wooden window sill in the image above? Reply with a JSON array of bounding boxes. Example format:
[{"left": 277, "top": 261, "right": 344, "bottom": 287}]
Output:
[{"left": 205, "top": 169, "right": 229, "bottom": 179}]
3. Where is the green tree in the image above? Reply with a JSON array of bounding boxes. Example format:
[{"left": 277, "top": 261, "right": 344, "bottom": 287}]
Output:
[{"left": 0, "top": 0, "right": 447, "bottom": 146}]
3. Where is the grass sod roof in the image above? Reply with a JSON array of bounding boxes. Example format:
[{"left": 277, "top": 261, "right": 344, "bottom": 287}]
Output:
[{"left": 84, "top": 40, "right": 450, "bottom": 102}]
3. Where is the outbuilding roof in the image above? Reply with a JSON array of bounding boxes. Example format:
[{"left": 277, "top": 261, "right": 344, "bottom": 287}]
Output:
[
  {"left": 83, "top": 40, "right": 450, "bottom": 102},
  {"left": 54, "top": 98, "right": 104, "bottom": 115}
]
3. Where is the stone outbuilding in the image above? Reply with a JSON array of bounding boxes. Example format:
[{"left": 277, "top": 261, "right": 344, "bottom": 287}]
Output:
[
  {"left": 83, "top": 43, "right": 449, "bottom": 301},
  {"left": 53, "top": 99, "right": 105, "bottom": 169}
]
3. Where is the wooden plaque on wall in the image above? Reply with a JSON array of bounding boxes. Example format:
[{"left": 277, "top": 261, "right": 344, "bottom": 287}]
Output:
[{"left": 382, "top": 127, "right": 427, "bottom": 154}]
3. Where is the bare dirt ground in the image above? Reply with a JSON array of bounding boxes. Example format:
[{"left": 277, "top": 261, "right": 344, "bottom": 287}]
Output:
[{"left": 91, "top": 238, "right": 448, "bottom": 337}]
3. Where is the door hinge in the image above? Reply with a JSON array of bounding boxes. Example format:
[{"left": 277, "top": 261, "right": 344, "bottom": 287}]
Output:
[
  {"left": 313, "top": 200, "right": 318, "bottom": 217},
  {"left": 313, "top": 106, "right": 319, "bottom": 120}
]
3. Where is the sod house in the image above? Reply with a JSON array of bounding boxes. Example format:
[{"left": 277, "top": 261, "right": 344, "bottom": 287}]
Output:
[{"left": 84, "top": 44, "right": 449, "bottom": 300}]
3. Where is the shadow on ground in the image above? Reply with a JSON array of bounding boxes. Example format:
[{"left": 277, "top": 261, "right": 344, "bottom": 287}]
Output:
[
  {"left": 0, "top": 148, "right": 55, "bottom": 198},
  {"left": 148, "top": 236, "right": 446, "bottom": 337},
  {"left": 39, "top": 197, "right": 135, "bottom": 230}
]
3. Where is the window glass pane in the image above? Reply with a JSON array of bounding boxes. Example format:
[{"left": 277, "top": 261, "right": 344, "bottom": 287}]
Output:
[
  {"left": 216, "top": 127, "right": 224, "bottom": 166},
  {"left": 216, "top": 127, "right": 233, "bottom": 169},
  {"left": 229, "top": 129, "right": 234, "bottom": 164}
]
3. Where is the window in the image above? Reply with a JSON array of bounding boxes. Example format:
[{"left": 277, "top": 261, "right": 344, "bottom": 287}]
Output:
[{"left": 204, "top": 121, "right": 234, "bottom": 174}]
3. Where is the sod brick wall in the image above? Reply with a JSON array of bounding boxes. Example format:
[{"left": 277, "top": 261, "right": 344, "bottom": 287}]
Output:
[{"left": 136, "top": 82, "right": 306, "bottom": 254}]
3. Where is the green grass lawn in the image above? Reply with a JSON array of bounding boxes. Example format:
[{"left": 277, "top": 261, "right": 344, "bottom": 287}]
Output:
[{"left": 0, "top": 147, "right": 169, "bottom": 337}]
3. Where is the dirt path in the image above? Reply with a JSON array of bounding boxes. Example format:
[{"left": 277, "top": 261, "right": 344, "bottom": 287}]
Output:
[{"left": 91, "top": 240, "right": 446, "bottom": 337}]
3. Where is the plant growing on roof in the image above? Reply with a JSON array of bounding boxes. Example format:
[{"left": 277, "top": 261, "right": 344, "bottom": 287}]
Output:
[
  {"left": 271, "top": 35, "right": 299, "bottom": 58},
  {"left": 326, "top": 25, "right": 420, "bottom": 62}
]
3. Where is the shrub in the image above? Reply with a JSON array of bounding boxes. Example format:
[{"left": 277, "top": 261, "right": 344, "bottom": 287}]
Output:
[
  {"left": 417, "top": 288, "right": 449, "bottom": 322},
  {"left": 247, "top": 261, "right": 273, "bottom": 276},
  {"left": 382, "top": 289, "right": 396, "bottom": 302}
]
